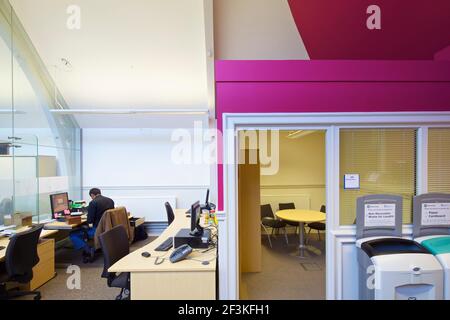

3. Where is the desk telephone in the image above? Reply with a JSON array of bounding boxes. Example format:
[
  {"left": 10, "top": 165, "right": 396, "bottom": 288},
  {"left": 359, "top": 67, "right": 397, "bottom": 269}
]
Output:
[{"left": 170, "top": 244, "right": 192, "bottom": 263}]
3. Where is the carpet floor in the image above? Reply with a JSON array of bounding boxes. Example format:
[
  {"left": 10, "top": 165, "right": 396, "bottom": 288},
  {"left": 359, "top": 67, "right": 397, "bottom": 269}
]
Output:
[
  {"left": 241, "top": 232, "right": 326, "bottom": 300},
  {"left": 15, "top": 231, "right": 325, "bottom": 300},
  {"left": 17, "top": 236, "right": 156, "bottom": 300}
]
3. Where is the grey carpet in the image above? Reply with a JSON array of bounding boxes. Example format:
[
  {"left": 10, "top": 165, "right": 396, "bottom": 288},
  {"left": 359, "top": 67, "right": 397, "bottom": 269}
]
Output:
[
  {"left": 17, "top": 232, "right": 325, "bottom": 300},
  {"left": 241, "top": 232, "right": 326, "bottom": 300},
  {"left": 17, "top": 236, "right": 156, "bottom": 300}
]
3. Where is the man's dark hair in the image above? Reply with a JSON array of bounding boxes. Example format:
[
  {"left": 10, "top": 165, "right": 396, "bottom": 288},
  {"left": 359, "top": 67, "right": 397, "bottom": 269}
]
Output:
[{"left": 89, "top": 188, "right": 101, "bottom": 196}]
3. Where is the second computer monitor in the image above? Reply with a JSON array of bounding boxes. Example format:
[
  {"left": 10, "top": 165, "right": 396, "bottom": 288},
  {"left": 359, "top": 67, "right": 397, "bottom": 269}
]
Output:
[
  {"left": 190, "top": 200, "right": 202, "bottom": 236},
  {"left": 50, "top": 192, "right": 69, "bottom": 218}
]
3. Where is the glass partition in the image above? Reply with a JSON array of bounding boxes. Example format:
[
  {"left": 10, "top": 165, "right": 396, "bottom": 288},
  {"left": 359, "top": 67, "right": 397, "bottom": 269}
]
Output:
[
  {"left": 339, "top": 128, "right": 417, "bottom": 225},
  {"left": 428, "top": 128, "right": 450, "bottom": 193},
  {"left": 11, "top": 134, "right": 39, "bottom": 222},
  {"left": 0, "top": 1, "right": 81, "bottom": 224},
  {"left": 0, "top": 1, "right": 12, "bottom": 226}
]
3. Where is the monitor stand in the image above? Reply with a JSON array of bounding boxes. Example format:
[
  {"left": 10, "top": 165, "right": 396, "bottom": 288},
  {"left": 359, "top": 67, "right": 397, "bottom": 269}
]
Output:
[{"left": 173, "top": 228, "right": 211, "bottom": 249}]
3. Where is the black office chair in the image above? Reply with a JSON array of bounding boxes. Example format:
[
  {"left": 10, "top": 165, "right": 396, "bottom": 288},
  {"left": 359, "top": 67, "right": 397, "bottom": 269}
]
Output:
[
  {"left": 165, "top": 202, "right": 175, "bottom": 226},
  {"left": 99, "top": 225, "right": 130, "bottom": 300},
  {"left": 260, "top": 204, "right": 288, "bottom": 248},
  {"left": 0, "top": 225, "right": 43, "bottom": 300},
  {"left": 278, "top": 202, "right": 300, "bottom": 232},
  {"left": 307, "top": 205, "right": 326, "bottom": 242}
]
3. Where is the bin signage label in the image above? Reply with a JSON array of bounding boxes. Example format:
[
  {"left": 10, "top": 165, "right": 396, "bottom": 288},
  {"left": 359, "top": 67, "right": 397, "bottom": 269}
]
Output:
[
  {"left": 364, "top": 203, "right": 396, "bottom": 227},
  {"left": 422, "top": 202, "right": 450, "bottom": 226}
]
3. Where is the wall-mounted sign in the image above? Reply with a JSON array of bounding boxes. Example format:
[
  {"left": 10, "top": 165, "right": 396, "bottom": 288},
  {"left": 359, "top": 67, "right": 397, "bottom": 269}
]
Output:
[
  {"left": 421, "top": 202, "right": 450, "bottom": 226},
  {"left": 364, "top": 203, "right": 396, "bottom": 227},
  {"left": 344, "top": 174, "right": 360, "bottom": 189}
]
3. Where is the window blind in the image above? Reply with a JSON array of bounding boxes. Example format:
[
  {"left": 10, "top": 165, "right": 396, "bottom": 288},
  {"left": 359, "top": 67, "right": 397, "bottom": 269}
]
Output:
[
  {"left": 428, "top": 128, "right": 450, "bottom": 193},
  {"left": 339, "top": 129, "right": 417, "bottom": 225}
]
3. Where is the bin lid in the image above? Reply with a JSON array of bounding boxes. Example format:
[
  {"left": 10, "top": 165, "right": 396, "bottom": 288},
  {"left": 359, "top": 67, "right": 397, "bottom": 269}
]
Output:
[
  {"left": 361, "top": 237, "right": 429, "bottom": 258},
  {"left": 421, "top": 236, "right": 450, "bottom": 255}
]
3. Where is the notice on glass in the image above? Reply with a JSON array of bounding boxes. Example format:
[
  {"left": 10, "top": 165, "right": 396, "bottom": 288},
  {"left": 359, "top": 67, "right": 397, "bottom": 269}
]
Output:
[
  {"left": 364, "top": 203, "right": 396, "bottom": 227},
  {"left": 421, "top": 203, "right": 450, "bottom": 226},
  {"left": 344, "top": 174, "right": 360, "bottom": 189}
]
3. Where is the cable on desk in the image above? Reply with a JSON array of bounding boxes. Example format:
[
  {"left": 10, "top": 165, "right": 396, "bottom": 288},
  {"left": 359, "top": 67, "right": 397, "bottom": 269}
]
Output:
[{"left": 140, "top": 250, "right": 170, "bottom": 265}]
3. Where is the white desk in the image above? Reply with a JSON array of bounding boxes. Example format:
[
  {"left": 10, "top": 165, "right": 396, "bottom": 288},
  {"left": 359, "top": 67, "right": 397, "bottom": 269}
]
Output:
[{"left": 109, "top": 209, "right": 217, "bottom": 300}]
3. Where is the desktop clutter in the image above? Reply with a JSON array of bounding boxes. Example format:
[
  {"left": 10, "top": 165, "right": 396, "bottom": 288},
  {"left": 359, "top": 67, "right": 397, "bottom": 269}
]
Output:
[
  {"left": 142, "top": 189, "right": 217, "bottom": 265},
  {"left": 50, "top": 193, "right": 87, "bottom": 224}
]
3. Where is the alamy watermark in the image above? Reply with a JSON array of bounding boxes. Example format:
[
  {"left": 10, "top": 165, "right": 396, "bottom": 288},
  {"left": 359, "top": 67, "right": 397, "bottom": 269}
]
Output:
[
  {"left": 66, "top": 5, "right": 81, "bottom": 30},
  {"left": 170, "top": 121, "right": 280, "bottom": 175},
  {"left": 66, "top": 264, "right": 81, "bottom": 290}
]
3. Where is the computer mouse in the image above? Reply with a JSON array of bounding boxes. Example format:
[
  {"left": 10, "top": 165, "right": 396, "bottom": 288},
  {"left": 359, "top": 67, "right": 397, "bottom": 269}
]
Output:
[{"left": 141, "top": 251, "right": 151, "bottom": 258}]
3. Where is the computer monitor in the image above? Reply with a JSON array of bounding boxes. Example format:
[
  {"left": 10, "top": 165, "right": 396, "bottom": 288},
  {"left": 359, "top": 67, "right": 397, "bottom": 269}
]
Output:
[
  {"left": 50, "top": 192, "right": 69, "bottom": 218},
  {"left": 201, "top": 188, "right": 216, "bottom": 211},
  {"left": 189, "top": 200, "right": 203, "bottom": 236},
  {"left": 205, "top": 189, "right": 209, "bottom": 205}
]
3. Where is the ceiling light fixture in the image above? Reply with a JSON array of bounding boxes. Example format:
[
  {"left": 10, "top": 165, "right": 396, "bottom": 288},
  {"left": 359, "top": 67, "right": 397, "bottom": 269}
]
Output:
[{"left": 286, "top": 130, "right": 316, "bottom": 139}]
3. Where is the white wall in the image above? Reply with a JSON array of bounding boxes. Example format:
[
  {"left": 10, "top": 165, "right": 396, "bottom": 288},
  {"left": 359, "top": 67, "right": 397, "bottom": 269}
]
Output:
[
  {"left": 213, "top": 0, "right": 309, "bottom": 60},
  {"left": 82, "top": 128, "right": 211, "bottom": 223},
  {"left": 261, "top": 131, "right": 326, "bottom": 214}
]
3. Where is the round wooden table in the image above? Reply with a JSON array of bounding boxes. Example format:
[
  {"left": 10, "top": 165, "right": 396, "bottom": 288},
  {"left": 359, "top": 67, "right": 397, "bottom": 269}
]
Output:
[{"left": 275, "top": 209, "right": 326, "bottom": 258}]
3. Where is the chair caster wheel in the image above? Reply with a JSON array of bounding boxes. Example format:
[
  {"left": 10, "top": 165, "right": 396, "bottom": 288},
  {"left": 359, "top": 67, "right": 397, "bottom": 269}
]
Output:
[{"left": 34, "top": 293, "right": 41, "bottom": 300}]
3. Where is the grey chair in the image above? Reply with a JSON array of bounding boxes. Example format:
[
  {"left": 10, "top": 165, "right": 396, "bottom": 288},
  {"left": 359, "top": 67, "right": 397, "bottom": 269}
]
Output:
[
  {"left": 278, "top": 202, "right": 300, "bottom": 232},
  {"left": 307, "top": 205, "right": 326, "bottom": 242},
  {"left": 0, "top": 225, "right": 43, "bottom": 300},
  {"left": 261, "top": 204, "right": 288, "bottom": 248},
  {"left": 99, "top": 225, "right": 130, "bottom": 300}
]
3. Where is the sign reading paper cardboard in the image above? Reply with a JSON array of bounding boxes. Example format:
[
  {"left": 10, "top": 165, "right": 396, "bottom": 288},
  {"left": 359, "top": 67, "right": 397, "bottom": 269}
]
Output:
[
  {"left": 364, "top": 203, "right": 396, "bottom": 227},
  {"left": 421, "top": 202, "right": 450, "bottom": 226}
]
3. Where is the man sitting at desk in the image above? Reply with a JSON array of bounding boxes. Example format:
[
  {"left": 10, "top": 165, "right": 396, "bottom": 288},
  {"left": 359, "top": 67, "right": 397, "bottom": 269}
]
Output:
[{"left": 69, "top": 188, "right": 114, "bottom": 258}]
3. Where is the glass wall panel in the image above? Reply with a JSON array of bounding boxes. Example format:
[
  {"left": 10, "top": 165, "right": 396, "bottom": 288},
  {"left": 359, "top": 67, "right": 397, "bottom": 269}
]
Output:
[
  {"left": 340, "top": 129, "right": 417, "bottom": 225},
  {"left": 0, "top": 2, "right": 81, "bottom": 224},
  {"left": 11, "top": 134, "right": 38, "bottom": 222},
  {"left": 428, "top": 128, "right": 450, "bottom": 194},
  {"left": 10, "top": 8, "right": 81, "bottom": 222},
  {"left": 0, "top": 1, "right": 12, "bottom": 226}
]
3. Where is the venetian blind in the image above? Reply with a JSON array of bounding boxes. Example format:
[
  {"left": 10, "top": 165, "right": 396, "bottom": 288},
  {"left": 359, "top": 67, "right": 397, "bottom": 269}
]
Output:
[
  {"left": 428, "top": 128, "right": 450, "bottom": 193},
  {"left": 339, "top": 129, "right": 417, "bottom": 225}
]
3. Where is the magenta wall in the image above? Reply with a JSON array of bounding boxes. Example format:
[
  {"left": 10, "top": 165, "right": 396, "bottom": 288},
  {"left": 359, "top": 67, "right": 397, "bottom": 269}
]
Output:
[{"left": 215, "top": 60, "right": 450, "bottom": 210}]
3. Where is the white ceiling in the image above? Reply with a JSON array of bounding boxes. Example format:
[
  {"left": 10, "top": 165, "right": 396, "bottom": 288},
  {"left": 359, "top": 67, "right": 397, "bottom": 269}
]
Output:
[{"left": 10, "top": 0, "right": 211, "bottom": 128}]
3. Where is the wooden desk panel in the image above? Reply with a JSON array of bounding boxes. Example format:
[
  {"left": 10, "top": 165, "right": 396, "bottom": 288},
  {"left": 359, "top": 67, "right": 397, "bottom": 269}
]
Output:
[
  {"left": 0, "top": 228, "right": 58, "bottom": 261},
  {"left": 109, "top": 209, "right": 217, "bottom": 300}
]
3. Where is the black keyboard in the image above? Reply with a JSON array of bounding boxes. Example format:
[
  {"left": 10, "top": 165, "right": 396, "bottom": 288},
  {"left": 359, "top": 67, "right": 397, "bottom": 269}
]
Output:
[{"left": 155, "top": 238, "right": 173, "bottom": 251}]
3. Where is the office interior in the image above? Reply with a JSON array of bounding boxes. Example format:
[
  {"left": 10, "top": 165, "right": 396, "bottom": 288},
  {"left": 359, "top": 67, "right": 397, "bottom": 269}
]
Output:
[
  {"left": 0, "top": 0, "right": 450, "bottom": 301},
  {"left": 238, "top": 130, "right": 326, "bottom": 300}
]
